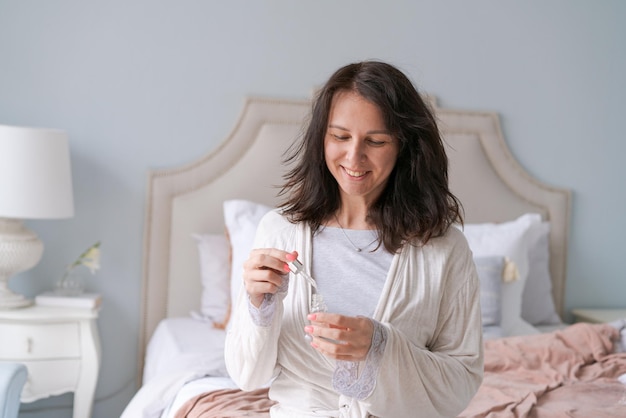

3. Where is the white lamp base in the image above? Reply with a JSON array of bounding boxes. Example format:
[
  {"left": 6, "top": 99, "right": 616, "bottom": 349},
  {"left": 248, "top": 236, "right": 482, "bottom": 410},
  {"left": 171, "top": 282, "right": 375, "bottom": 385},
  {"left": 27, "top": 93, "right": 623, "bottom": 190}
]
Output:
[
  {"left": 0, "top": 284, "right": 33, "bottom": 308},
  {"left": 0, "top": 218, "right": 43, "bottom": 309}
]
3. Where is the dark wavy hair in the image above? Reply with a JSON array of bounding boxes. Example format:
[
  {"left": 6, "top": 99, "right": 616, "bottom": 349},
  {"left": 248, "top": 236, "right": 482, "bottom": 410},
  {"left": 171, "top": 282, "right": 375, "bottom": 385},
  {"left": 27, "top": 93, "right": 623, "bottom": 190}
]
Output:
[{"left": 279, "top": 60, "right": 462, "bottom": 253}]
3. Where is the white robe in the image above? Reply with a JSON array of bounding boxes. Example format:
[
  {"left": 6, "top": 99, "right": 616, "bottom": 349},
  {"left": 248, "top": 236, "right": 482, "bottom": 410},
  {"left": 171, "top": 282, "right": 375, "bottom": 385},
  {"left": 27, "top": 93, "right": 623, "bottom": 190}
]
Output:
[{"left": 225, "top": 210, "right": 483, "bottom": 418}]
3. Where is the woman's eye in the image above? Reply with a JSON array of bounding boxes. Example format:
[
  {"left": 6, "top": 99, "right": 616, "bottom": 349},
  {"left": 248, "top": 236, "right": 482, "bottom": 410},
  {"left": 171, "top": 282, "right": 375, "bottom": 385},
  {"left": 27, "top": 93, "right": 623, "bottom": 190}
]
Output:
[
  {"left": 332, "top": 134, "right": 350, "bottom": 141},
  {"left": 367, "top": 139, "right": 387, "bottom": 147}
]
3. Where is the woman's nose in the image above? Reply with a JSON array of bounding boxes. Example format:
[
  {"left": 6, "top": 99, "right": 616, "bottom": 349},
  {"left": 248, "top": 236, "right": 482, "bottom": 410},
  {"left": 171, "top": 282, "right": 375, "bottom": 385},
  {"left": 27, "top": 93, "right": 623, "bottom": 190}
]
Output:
[{"left": 345, "top": 139, "right": 366, "bottom": 162}]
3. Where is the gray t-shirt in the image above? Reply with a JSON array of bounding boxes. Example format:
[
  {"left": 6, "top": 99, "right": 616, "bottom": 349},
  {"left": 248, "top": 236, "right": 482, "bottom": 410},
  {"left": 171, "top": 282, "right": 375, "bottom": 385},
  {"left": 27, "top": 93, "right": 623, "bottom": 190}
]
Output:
[{"left": 311, "top": 226, "right": 393, "bottom": 317}]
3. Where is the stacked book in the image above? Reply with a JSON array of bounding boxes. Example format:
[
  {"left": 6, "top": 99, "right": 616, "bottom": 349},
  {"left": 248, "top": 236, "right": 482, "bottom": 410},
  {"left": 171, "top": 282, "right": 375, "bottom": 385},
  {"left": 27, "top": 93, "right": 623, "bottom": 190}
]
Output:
[{"left": 35, "top": 292, "right": 102, "bottom": 309}]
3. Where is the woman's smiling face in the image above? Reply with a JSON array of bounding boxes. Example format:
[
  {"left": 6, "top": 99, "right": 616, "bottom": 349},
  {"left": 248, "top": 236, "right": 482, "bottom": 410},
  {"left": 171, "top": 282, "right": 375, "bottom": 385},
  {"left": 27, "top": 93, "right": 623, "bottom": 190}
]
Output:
[{"left": 324, "top": 90, "right": 399, "bottom": 206}]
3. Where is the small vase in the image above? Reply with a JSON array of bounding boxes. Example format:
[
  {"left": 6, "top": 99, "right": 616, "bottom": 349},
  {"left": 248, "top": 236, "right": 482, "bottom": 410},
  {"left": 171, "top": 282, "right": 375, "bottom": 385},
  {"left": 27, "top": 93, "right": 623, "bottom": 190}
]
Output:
[{"left": 55, "top": 269, "right": 85, "bottom": 296}]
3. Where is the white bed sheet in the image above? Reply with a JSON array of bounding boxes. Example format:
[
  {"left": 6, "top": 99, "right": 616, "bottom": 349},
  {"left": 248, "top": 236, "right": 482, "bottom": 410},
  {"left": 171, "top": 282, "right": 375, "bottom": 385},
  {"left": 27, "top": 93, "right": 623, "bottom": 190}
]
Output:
[
  {"left": 122, "top": 317, "right": 232, "bottom": 418},
  {"left": 534, "top": 322, "right": 568, "bottom": 334},
  {"left": 482, "top": 322, "right": 567, "bottom": 341},
  {"left": 144, "top": 316, "right": 228, "bottom": 383},
  {"left": 482, "top": 325, "right": 504, "bottom": 340}
]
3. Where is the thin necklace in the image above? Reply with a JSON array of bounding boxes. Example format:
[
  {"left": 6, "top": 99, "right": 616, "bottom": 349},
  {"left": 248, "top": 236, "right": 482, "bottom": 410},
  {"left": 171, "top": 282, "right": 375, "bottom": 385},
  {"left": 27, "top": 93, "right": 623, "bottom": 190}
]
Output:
[{"left": 333, "top": 213, "right": 378, "bottom": 252}]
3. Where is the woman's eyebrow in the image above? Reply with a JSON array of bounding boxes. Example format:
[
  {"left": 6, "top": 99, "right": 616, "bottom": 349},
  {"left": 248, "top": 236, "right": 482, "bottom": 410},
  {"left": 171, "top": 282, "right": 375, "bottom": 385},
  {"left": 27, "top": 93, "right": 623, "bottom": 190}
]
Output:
[
  {"left": 328, "top": 124, "right": 391, "bottom": 135},
  {"left": 366, "top": 129, "right": 392, "bottom": 135},
  {"left": 328, "top": 123, "right": 349, "bottom": 131}
]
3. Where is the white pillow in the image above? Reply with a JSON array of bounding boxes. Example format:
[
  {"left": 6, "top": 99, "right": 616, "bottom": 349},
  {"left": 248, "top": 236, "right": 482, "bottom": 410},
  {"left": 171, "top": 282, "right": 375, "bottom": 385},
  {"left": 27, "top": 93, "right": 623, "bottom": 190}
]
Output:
[
  {"left": 521, "top": 221, "right": 562, "bottom": 325},
  {"left": 223, "top": 200, "right": 273, "bottom": 315},
  {"left": 462, "top": 213, "right": 542, "bottom": 337},
  {"left": 192, "top": 233, "right": 230, "bottom": 327}
]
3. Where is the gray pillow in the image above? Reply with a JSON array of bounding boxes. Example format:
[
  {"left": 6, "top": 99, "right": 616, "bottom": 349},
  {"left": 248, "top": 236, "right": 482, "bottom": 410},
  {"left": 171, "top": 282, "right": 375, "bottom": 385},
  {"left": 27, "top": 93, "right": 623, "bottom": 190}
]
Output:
[{"left": 474, "top": 256, "right": 505, "bottom": 327}]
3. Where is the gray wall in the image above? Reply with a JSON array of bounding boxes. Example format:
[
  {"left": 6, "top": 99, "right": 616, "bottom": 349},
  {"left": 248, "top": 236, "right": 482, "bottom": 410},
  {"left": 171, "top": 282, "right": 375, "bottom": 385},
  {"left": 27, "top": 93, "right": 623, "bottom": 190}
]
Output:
[{"left": 1, "top": 1, "right": 624, "bottom": 417}]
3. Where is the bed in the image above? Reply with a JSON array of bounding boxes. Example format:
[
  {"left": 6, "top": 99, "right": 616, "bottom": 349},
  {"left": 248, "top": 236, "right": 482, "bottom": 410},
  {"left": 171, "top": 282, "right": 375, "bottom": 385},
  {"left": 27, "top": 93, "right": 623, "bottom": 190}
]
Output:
[{"left": 122, "top": 95, "right": 626, "bottom": 417}]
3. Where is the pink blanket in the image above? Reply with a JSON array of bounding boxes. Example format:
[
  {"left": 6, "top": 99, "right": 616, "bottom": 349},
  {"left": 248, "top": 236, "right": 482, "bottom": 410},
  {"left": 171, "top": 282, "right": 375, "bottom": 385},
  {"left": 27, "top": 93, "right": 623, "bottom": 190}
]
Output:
[
  {"left": 173, "top": 324, "right": 626, "bottom": 417},
  {"left": 174, "top": 388, "right": 274, "bottom": 418},
  {"left": 459, "top": 323, "right": 626, "bottom": 418}
]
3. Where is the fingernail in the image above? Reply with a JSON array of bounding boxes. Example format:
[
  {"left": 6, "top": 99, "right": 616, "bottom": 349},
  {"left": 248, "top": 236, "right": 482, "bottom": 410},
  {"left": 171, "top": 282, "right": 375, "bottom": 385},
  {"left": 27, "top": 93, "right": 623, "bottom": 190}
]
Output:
[
  {"left": 307, "top": 313, "right": 316, "bottom": 321},
  {"left": 304, "top": 326, "right": 313, "bottom": 333},
  {"left": 283, "top": 263, "right": 290, "bottom": 272},
  {"left": 286, "top": 252, "right": 296, "bottom": 261},
  {"left": 311, "top": 342, "right": 318, "bottom": 348}
]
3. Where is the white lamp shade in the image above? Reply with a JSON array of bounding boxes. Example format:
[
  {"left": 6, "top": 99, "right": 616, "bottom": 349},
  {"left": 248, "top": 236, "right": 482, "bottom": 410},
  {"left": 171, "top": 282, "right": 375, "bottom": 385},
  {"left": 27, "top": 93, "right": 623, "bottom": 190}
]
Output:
[{"left": 0, "top": 124, "right": 74, "bottom": 219}]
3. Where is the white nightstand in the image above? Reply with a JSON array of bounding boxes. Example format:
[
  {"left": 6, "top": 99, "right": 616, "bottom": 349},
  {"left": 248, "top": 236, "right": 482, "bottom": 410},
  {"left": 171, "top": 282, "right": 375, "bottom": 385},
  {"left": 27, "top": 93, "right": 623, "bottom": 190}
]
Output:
[
  {"left": 0, "top": 304, "right": 101, "bottom": 418},
  {"left": 571, "top": 308, "right": 626, "bottom": 324}
]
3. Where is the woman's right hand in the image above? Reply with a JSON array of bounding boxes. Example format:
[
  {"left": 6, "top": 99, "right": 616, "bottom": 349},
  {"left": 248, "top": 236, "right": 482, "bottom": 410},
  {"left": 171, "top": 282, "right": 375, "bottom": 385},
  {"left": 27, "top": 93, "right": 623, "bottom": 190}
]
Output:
[{"left": 243, "top": 249, "right": 297, "bottom": 307}]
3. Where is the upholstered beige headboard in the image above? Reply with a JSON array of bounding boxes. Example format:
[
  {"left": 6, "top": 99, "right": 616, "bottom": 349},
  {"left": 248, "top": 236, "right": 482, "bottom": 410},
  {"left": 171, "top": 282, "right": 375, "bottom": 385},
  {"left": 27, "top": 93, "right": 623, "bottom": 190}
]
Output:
[{"left": 138, "top": 96, "right": 571, "bottom": 381}]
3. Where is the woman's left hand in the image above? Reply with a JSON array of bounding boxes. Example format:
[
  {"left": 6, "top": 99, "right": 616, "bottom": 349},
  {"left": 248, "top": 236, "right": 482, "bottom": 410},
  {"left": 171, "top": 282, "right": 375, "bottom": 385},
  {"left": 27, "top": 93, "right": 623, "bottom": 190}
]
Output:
[{"left": 304, "top": 313, "right": 374, "bottom": 361}]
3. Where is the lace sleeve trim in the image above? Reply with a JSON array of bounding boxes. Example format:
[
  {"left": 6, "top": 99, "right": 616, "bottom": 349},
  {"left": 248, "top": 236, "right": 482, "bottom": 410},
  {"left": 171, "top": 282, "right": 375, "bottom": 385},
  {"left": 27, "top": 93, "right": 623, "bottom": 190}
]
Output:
[
  {"left": 332, "top": 318, "right": 388, "bottom": 400},
  {"left": 246, "top": 274, "right": 289, "bottom": 327}
]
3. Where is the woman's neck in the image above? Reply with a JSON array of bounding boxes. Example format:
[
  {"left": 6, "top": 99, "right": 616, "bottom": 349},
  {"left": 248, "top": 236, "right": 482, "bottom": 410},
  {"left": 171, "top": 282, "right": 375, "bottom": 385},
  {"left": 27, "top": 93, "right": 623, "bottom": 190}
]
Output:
[{"left": 331, "top": 207, "right": 373, "bottom": 230}]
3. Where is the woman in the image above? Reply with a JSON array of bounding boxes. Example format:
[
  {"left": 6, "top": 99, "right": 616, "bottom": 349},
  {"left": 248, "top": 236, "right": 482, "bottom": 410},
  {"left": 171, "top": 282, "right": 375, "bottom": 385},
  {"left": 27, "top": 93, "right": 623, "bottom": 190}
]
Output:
[{"left": 225, "top": 60, "right": 483, "bottom": 417}]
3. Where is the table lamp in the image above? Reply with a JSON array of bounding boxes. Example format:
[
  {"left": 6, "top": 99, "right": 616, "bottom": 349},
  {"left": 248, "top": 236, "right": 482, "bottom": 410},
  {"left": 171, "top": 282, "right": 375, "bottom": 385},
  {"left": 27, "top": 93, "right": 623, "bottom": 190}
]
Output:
[{"left": 0, "top": 124, "right": 74, "bottom": 309}]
